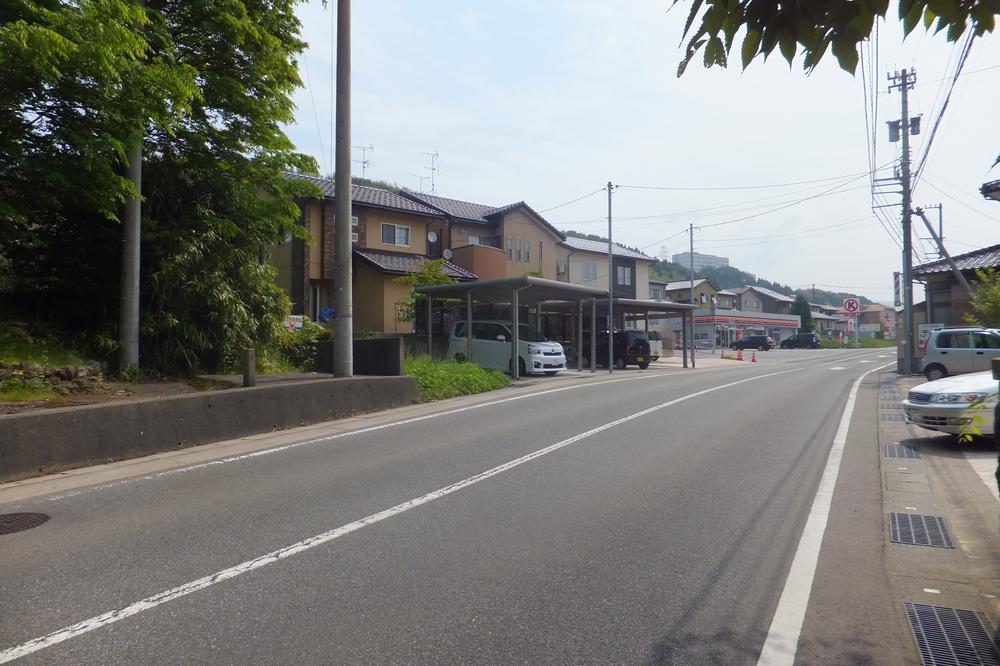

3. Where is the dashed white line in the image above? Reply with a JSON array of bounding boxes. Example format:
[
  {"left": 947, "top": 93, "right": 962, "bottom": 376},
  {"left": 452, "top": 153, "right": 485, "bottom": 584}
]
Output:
[{"left": 0, "top": 368, "right": 806, "bottom": 663}]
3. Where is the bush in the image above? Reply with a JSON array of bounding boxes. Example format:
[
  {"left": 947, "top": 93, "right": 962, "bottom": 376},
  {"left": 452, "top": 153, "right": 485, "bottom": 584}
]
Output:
[
  {"left": 275, "top": 318, "right": 331, "bottom": 372},
  {"left": 405, "top": 356, "right": 509, "bottom": 401}
]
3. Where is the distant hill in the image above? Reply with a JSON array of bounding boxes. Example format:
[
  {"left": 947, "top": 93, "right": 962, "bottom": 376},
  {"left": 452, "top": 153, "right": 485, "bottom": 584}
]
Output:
[{"left": 646, "top": 259, "right": 873, "bottom": 306}]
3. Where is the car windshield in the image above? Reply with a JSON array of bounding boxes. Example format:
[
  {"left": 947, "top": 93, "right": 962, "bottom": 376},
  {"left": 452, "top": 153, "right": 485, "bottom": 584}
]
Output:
[{"left": 518, "top": 325, "right": 548, "bottom": 342}]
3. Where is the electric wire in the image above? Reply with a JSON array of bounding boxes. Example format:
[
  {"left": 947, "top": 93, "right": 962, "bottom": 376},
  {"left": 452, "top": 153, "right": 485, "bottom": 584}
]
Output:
[
  {"left": 301, "top": 57, "right": 329, "bottom": 175},
  {"left": 615, "top": 170, "right": 870, "bottom": 192},
  {"left": 537, "top": 188, "right": 605, "bottom": 213}
]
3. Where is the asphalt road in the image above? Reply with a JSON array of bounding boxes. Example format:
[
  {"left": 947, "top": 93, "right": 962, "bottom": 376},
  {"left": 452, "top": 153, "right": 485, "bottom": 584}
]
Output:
[{"left": 0, "top": 348, "right": 896, "bottom": 664}]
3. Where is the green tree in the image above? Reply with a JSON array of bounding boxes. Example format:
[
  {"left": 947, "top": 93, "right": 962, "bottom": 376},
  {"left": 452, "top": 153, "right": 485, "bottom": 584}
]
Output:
[
  {"left": 792, "top": 294, "right": 814, "bottom": 332},
  {"left": 965, "top": 268, "right": 1000, "bottom": 327},
  {"left": 674, "top": 0, "right": 999, "bottom": 76},
  {"left": 394, "top": 259, "right": 458, "bottom": 323},
  {"left": 1, "top": 1, "right": 319, "bottom": 372}
]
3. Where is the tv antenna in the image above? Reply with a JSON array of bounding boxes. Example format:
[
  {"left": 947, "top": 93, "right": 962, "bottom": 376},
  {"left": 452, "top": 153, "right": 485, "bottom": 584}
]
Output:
[
  {"left": 423, "top": 151, "right": 440, "bottom": 193},
  {"left": 352, "top": 144, "right": 373, "bottom": 179},
  {"left": 411, "top": 173, "right": 429, "bottom": 193}
]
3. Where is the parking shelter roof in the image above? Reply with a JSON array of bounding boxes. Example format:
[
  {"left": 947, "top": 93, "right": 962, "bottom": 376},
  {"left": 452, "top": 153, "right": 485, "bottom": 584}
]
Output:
[{"left": 416, "top": 276, "right": 605, "bottom": 304}]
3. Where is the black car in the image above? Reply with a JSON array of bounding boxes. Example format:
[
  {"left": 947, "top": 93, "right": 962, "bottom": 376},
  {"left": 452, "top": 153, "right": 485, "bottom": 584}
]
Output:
[
  {"left": 779, "top": 332, "right": 822, "bottom": 349},
  {"left": 586, "top": 330, "right": 651, "bottom": 369},
  {"left": 729, "top": 335, "right": 774, "bottom": 351}
]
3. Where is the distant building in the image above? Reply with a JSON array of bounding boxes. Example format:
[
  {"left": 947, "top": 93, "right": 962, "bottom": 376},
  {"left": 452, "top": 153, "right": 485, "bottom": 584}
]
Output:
[{"left": 671, "top": 251, "right": 729, "bottom": 271}]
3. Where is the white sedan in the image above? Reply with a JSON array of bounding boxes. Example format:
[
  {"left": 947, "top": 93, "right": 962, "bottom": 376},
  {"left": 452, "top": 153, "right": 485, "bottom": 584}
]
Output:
[{"left": 902, "top": 371, "right": 998, "bottom": 436}]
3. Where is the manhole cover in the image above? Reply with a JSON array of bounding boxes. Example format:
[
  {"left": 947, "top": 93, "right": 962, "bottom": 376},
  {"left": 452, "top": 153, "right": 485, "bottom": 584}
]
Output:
[
  {"left": 905, "top": 603, "right": 1000, "bottom": 666},
  {"left": 0, "top": 513, "right": 50, "bottom": 535},
  {"left": 890, "top": 513, "right": 953, "bottom": 548}
]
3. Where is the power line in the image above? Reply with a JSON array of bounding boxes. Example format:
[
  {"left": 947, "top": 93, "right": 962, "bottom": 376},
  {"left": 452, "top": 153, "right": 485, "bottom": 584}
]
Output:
[
  {"left": 695, "top": 216, "right": 875, "bottom": 243},
  {"left": 537, "top": 187, "right": 605, "bottom": 213},
  {"left": 616, "top": 170, "right": 870, "bottom": 192},
  {"left": 912, "top": 33, "right": 975, "bottom": 190},
  {"left": 693, "top": 165, "right": 888, "bottom": 230},
  {"left": 922, "top": 178, "right": 1000, "bottom": 224},
  {"left": 301, "top": 57, "right": 329, "bottom": 175}
]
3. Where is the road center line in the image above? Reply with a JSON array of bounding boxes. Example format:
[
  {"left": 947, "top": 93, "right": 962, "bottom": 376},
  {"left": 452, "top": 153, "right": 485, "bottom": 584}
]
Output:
[
  {"left": 756, "top": 361, "right": 895, "bottom": 665},
  {"left": 0, "top": 367, "right": 805, "bottom": 664}
]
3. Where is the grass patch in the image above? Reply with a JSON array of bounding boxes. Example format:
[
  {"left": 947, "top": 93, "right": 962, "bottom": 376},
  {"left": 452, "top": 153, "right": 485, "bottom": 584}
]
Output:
[
  {"left": 0, "top": 385, "right": 58, "bottom": 402},
  {"left": 405, "top": 356, "right": 510, "bottom": 401},
  {"left": 0, "top": 325, "right": 85, "bottom": 366},
  {"left": 821, "top": 337, "right": 896, "bottom": 349}
]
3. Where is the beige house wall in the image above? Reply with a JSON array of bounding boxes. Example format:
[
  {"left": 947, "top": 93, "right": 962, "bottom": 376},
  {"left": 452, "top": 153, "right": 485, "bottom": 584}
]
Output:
[
  {"left": 634, "top": 261, "right": 650, "bottom": 302},
  {"left": 669, "top": 282, "right": 718, "bottom": 306},
  {"left": 500, "top": 210, "right": 559, "bottom": 279},
  {"left": 383, "top": 279, "right": 413, "bottom": 334},
  {"left": 363, "top": 209, "right": 429, "bottom": 255},
  {"left": 353, "top": 263, "right": 385, "bottom": 334},
  {"left": 269, "top": 243, "right": 293, "bottom": 295}
]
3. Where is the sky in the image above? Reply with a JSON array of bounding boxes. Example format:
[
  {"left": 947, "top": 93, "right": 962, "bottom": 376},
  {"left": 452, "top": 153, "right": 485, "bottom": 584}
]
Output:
[{"left": 283, "top": 1, "right": 1000, "bottom": 304}]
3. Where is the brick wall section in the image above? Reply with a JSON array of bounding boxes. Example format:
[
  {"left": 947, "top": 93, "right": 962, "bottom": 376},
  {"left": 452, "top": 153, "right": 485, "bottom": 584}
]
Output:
[
  {"left": 290, "top": 203, "right": 307, "bottom": 315},
  {"left": 322, "top": 199, "right": 334, "bottom": 280}
]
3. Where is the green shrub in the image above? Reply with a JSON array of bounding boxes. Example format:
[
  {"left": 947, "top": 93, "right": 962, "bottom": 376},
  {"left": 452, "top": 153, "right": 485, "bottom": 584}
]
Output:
[
  {"left": 405, "top": 356, "right": 509, "bottom": 401},
  {"left": 0, "top": 324, "right": 85, "bottom": 366}
]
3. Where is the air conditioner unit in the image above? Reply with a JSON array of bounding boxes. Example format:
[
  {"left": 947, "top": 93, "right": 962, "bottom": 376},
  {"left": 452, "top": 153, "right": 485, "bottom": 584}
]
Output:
[
  {"left": 351, "top": 232, "right": 358, "bottom": 243},
  {"left": 556, "top": 260, "right": 567, "bottom": 274}
]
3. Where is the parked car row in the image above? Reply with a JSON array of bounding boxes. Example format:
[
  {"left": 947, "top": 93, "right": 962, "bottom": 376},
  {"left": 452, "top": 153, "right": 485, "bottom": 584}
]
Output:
[{"left": 902, "top": 370, "right": 997, "bottom": 437}]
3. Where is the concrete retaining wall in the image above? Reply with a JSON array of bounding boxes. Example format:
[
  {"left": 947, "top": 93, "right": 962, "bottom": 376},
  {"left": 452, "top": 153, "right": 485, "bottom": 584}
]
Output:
[{"left": 0, "top": 376, "right": 417, "bottom": 483}]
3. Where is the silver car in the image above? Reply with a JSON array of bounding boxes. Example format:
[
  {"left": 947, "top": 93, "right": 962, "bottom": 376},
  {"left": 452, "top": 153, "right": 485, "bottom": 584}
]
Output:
[
  {"left": 920, "top": 326, "right": 1000, "bottom": 381},
  {"left": 902, "top": 371, "right": 997, "bottom": 436}
]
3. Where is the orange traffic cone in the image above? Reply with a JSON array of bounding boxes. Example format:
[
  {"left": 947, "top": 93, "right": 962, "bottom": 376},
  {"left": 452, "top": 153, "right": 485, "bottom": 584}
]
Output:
[
  {"left": 751, "top": 350, "right": 757, "bottom": 363},
  {"left": 736, "top": 348, "right": 744, "bottom": 361}
]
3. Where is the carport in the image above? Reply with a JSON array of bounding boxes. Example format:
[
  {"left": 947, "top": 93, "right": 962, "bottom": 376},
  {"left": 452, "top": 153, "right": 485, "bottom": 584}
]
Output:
[{"left": 416, "top": 277, "right": 696, "bottom": 379}]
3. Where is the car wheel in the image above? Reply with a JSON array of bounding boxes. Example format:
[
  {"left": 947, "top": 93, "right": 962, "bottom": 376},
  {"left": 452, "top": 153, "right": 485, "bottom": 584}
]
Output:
[
  {"left": 638, "top": 362, "right": 649, "bottom": 370},
  {"left": 757, "top": 345, "right": 765, "bottom": 351},
  {"left": 519, "top": 357, "right": 527, "bottom": 376},
  {"left": 614, "top": 357, "right": 626, "bottom": 370},
  {"left": 924, "top": 364, "right": 947, "bottom": 381}
]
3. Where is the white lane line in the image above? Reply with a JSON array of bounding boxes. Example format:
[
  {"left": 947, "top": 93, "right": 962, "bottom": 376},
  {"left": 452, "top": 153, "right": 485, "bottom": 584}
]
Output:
[
  {"left": 963, "top": 451, "right": 999, "bottom": 503},
  {"left": 829, "top": 367, "right": 846, "bottom": 371},
  {"left": 33, "top": 373, "right": 665, "bottom": 504},
  {"left": 757, "top": 361, "right": 895, "bottom": 666},
  {"left": 0, "top": 368, "right": 804, "bottom": 664}
]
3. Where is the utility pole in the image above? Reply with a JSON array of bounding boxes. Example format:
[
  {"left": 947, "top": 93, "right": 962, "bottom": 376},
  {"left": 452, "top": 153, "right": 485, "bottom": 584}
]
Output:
[
  {"left": 607, "top": 181, "right": 614, "bottom": 374},
  {"left": 332, "top": 0, "right": 353, "bottom": 377},
  {"left": 118, "top": 0, "right": 145, "bottom": 372},
  {"left": 352, "top": 144, "right": 373, "bottom": 179},
  {"left": 689, "top": 224, "right": 695, "bottom": 369},
  {"left": 888, "top": 68, "right": 916, "bottom": 374}
]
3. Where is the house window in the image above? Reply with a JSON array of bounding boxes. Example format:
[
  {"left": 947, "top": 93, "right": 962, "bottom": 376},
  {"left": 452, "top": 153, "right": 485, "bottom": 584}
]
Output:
[
  {"left": 310, "top": 283, "right": 323, "bottom": 321},
  {"left": 469, "top": 235, "right": 481, "bottom": 245},
  {"left": 583, "top": 262, "right": 597, "bottom": 281},
  {"left": 515, "top": 238, "right": 522, "bottom": 262},
  {"left": 507, "top": 236, "right": 513, "bottom": 260},
  {"left": 616, "top": 266, "right": 631, "bottom": 286},
  {"left": 525, "top": 240, "right": 531, "bottom": 263},
  {"left": 381, "top": 223, "right": 410, "bottom": 247}
]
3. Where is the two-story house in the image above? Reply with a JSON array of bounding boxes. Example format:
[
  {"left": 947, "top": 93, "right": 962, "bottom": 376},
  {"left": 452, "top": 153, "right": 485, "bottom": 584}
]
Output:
[
  {"left": 275, "top": 174, "right": 476, "bottom": 335},
  {"left": 555, "top": 237, "right": 652, "bottom": 301},
  {"left": 399, "top": 192, "right": 566, "bottom": 282},
  {"left": 860, "top": 303, "right": 897, "bottom": 339}
]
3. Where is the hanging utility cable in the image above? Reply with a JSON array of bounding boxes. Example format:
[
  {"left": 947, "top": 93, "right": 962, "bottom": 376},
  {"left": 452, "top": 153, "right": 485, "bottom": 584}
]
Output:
[
  {"left": 537, "top": 187, "right": 605, "bottom": 213},
  {"left": 616, "top": 170, "right": 870, "bottom": 192}
]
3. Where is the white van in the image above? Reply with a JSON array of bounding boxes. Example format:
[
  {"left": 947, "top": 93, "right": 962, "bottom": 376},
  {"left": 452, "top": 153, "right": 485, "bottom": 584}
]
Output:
[{"left": 447, "top": 320, "right": 566, "bottom": 376}]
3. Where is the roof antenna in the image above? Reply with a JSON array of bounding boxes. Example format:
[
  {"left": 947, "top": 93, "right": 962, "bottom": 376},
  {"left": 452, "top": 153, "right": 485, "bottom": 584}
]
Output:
[
  {"left": 423, "top": 151, "right": 439, "bottom": 193},
  {"left": 411, "top": 173, "right": 429, "bottom": 193},
  {"left": 352, "top": 144, "right": 373, "bottom": 180}
]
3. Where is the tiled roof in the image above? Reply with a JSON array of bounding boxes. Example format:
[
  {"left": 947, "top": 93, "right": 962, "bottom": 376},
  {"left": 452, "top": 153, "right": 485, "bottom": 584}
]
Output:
[
  {"left": 744, "top": 285, "right": 795, "bottom": 302},
  {"left": 284, "top": 173, "right": 443, "bottom": 217},
  {"left": 559, "top": 236, "right": 654, "bottom": 260},
  {"left": 913, "top": 243, "right": 1000, "bottom": 276},
  {"left": 717, "top": 289, "right": 737, "bottom": 296},
  {"left": 354, "top": 248, "right": 477, "bottom": 281},
  {"left": 660, "top": 279, "right": 709, "bottom": 291},
  {"left": 399, "top": 191, "right": 498, "bottom": 223}
]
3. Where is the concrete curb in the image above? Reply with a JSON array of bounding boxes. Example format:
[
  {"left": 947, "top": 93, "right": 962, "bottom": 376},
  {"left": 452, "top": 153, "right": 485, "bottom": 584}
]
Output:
[{"left": 0, "top": 376, "right": 417, "bottom": 483}]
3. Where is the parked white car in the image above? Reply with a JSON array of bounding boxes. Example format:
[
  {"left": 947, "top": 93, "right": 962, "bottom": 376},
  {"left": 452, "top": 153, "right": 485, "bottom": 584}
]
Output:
[
  {"left": 902, "top": 371, "right": 997, "bottom": 436},
  {"left": 447, "top": 320, "right": 566, "bottom": 376}
]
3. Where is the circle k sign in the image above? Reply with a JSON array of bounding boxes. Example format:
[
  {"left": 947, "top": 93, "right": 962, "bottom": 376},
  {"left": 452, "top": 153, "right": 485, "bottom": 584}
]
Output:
[{"left": 843, "top": 298, "right": 860, "bottom": 314}]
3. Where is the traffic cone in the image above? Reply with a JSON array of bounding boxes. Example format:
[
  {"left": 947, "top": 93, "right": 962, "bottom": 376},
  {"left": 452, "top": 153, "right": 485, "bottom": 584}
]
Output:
[
  {"left": 751, "top": 350, "right": 757, "bottom": 363},
  {"left": 736, "top": 348, "right": 743, "bottom": 361}
]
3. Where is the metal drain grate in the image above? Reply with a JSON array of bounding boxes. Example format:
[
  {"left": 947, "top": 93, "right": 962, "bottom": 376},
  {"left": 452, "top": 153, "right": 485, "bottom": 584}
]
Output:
[
  {"left": 905, "top": 603, "right": 1000, "bottom": 666},
  {"left": 0, "top": 513, "right": 50, "bottom": 535},
  {"left": 885, "top": 443, "right": 921, "bottom": 458},
  {"left": 890, "top": 513, "right": 953, "bottom": 548}
]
